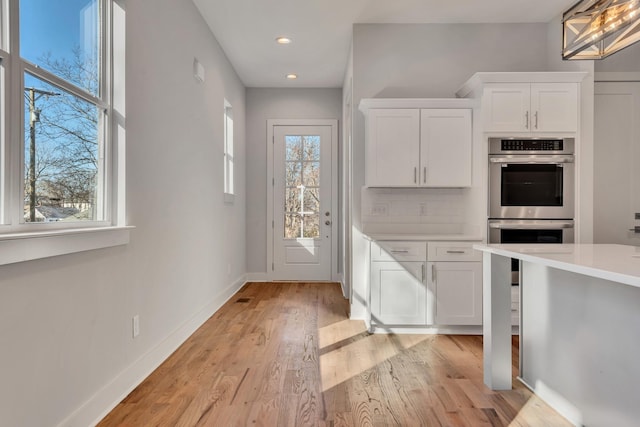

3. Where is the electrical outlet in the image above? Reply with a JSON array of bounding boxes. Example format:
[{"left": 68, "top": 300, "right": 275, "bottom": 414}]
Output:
[
  {"left": 132, "top": 315, "right": 140, "bottom": 338},
  {"left": 419, "top": 203, "right": 427, "bottom": 216},
  {"left": 371, "top": 203, "right": 388, "bottom": 216}
]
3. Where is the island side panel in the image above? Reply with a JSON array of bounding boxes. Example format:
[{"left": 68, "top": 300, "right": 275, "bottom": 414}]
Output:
[
  {"left": 521, "top": 261, "right": 640, "bottom": 427},
  {"left": 482, "top": 252, "right": 512, "bottom": 390}
]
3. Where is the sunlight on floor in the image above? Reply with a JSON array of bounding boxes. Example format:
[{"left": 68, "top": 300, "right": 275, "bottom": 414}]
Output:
[{"left": 317, "top": 320, "right": 429, "bottom": 392}]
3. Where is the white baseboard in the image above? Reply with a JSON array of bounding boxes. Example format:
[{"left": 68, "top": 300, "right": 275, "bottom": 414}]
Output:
[
  {"left": 369, "top": 325, "right": 484, "bottom": 335},
  {"left": 245, "top": 272, "right": 269, "bottom": 282},
  {"left": 58, "top": 275, "right": 248, "bottom": 427}
]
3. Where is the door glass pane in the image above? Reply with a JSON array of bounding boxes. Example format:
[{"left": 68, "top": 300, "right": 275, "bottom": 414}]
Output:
[
  {"left": 20, "top": 0, "right": 101, "bottom": 96},
  {"left": 284, "top": 214, "right": 301, "bottom": 239},
  {"left": 285, "top": 135, "right": 302, "bottom": 161},
  {"left": 23, "top": 72, "right": 101, "bottom": 223},
  {"left": 303, "top": 188, "right": 319, "bottom": 213},
  {"left": 283, "top": 133, "right": 321, "bottom": 239},
  {"left": 303, "top": 162, "right": 320, "bottom": 186},
  {"left": 303, "top": 214, "right": 319, "bottom": 238},
  {"left": 285, "top": 162, "right": 301, "bottom": 187},
  {"left": 285, "top": 188, "right": 301, "bottom": 213},
  {"left": 303, "top": 135, "right": 320, "bottom": 160}
]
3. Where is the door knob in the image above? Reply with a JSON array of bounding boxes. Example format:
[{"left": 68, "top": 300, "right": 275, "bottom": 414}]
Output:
[
  {"left": 325, "top": 220, "right": 331, "bottom": 226},
  {"left": 325, "top": 211, "right": 330, "bottom": 216}
]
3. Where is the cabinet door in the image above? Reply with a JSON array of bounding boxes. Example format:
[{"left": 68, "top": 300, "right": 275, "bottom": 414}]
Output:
[
  {"left": 420, "top": 109, "right": 472, "bottom": 187},
  {"left": 482, "top": 83, "right": 531, "bottom": 132},
  {"left": 429, "top": 261, "right": 482, "bottom": 325},
  {"left": 370, "top": 261, "right": 426, "bottom": 325},
  {"left": 531, "top": 83, "right": 578, "bottom": 132},
  {"left": 366, "top": 109, "right": 420, "bottom": 186}
]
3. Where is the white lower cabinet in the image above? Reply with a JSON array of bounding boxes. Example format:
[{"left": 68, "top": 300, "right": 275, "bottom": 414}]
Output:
[
  {"left": 370, "top": 261, "right": 427, "bottom": 325},
  {"left": 370, "top": 240, "right": 482, "bottom": 327},
  {"left": 428, "top": 261, "right": 482, "bottom": 325}
]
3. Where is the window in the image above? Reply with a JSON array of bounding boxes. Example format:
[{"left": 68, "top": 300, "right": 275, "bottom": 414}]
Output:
[
  {"left": 0, "top": 0, "right": 128, "bottom": 264},
  {"left": 223, "top": 99, "right": 234, "bottom": 202}
]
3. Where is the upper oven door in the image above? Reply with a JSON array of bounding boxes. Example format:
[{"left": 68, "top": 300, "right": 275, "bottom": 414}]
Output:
[{"left": 489, "top": 155, "right": 575, "bottom": 219}]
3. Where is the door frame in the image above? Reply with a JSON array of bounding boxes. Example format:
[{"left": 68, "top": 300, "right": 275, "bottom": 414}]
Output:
[{"left": 266, "top": 119, "right": 339, "bottom": 281}]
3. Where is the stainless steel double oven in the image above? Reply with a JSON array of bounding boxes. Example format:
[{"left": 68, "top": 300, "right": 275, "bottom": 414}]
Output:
[{"left": 488, "top": 137, "right": 575, "bottom": 283}]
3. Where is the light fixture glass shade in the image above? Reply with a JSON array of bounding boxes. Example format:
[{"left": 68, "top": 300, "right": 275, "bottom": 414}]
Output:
[{"left": 563, "top": 0, "right": 640, "bottom": 59}]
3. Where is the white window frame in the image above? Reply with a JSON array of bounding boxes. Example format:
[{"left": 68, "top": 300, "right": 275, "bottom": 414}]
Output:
[
  {"left": 223, "top": 98, "right": 234, "bottom": 203},
  {"left": 0, "top": 0, "right": 130, "bottom": 266}
]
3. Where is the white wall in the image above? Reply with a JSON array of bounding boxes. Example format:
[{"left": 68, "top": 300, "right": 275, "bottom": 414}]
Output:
[
  {"left": 350, "top": 23, "right": 553, "bottom": 318},
  {"left": 245, "top": 88, "right": 342, "bottom": 277},
  {"left": 596, "top": 42, "right": 640, "bottom": 73},
  {"left": 0, "top": 1, "right": 247, "bottom": 426}
]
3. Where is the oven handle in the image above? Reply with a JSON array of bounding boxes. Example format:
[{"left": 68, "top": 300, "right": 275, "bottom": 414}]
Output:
[
  {"left": 489, "top": 221, "right": 575, "bottom": 230},
  {"left": 489, "top": 156, "right": 574, "bottom": 164}
]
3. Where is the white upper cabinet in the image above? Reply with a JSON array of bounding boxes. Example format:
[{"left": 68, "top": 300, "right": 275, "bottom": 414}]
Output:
[
  {"left": 483, "top": 82, "right": 578, "bottom": 133},
  {"left": 361, "top": 99, "right": 473, "bottom": 188},
  {"left": 420, "top": 109, "right": 472, "bottom": 187},
  {"left": 365, "top": 108, "right": 420, "bottom": 187}
]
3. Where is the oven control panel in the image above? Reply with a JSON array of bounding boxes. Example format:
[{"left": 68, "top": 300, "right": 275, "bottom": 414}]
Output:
[
  {"left": 501, "top": 139, "right": 563, "bottom": 151},
  {"left": 489, "top": 137, "right": 574, "bottom": 155}
]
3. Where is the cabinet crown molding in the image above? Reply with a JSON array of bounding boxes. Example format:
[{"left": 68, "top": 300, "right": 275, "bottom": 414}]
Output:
[
  {"left": 359, "top": 98, "right": 475, "bottom": 114},
  {"left": 456, "top": 71, "right": 589, "bottom": 98}
]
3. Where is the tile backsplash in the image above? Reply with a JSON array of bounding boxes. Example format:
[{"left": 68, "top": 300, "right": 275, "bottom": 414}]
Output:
[{"left": 361, "top": 187, "right": 484, "bottom": 236}]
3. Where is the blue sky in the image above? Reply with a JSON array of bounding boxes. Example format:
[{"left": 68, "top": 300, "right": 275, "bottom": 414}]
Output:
[{"left": 20, "top": 0, "right": 99, "bottom": 66}]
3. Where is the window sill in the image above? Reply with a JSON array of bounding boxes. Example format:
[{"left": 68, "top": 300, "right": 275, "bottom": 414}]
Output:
[{"left": 0, "top": 226, "right": 134, "bottom": 266}]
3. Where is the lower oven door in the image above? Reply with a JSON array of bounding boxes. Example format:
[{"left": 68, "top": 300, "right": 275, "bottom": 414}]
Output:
[{"left": 488, "top": 219, "right": 575, "bottom": 244}]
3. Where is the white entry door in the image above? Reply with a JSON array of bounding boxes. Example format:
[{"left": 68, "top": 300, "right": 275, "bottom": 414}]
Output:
[
  {"left": 270, "top": 123, "right": 335, "bottom": 280},
  {"left": 594, "top": 82, "right": 640, "bottom": 244}
]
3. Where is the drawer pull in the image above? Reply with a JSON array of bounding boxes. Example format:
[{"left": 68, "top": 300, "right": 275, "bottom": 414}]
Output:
[
  {"left": 390, "top": 250, "right": 410, "bottom": 254},
  {"left": 446, "top": 250, "right": 466, "bottom": 254}
]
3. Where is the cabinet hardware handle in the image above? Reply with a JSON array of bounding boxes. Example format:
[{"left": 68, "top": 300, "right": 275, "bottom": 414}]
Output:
[
  {"left": 423, "top": 167, "right": 426, "bottom": 183},
  {"left": 629, "top": 227, "right": 640, "bottom": 233},
  {"left": 414, "top": 167, "right": 417, "bottom": 183},
  {"left": 422, "top": 264, "right": 425, "bottom": 282},
  {"left": 446, "top": 250, "right": 466, "bottom": 254},
  {"left": 390, "top": 249, "right": 409, "bottom": 253},
  {"left": 432, "top": 265, "right": 436, "bottom": 282},
  {"left": 525, "top": 111, "right": 530, "bottom": 129},
  {"left": 534, "top": 111, "right": 539, "bottom": 129}
]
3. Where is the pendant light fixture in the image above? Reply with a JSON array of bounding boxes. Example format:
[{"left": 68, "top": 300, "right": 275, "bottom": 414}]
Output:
[{"left": 563, "top": 0, "right": 640, "bottom": 59}]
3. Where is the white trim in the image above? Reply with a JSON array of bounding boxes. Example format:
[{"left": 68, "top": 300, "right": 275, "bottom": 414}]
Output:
[
  {"left": 266, "top": 119, "right": 339, "bottom": 282},
  {"left": 0, "top": 226, "right": 133, "bottom": 265},
  {"left": 60, "top": 274, "right": 248, "bottom": 427},
  {"left": 369, "top": 325, "right": 483, "bottom": 335},
  {"left": 245, "top": 272, "right": 269, "bottom": 282},
  {"left": 456, "top": 71, "right": 589, "bottom": 98},
  {"left": 359, "top": 97, "right": 476, "bottom": 112},
  {"left": 595, "top": 71, "right": 640, "bottom": 82}
]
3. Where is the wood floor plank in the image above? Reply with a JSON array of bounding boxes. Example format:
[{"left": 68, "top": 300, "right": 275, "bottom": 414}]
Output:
[{"left": 98, "top": 282, "right": 572, "bottom": 427}]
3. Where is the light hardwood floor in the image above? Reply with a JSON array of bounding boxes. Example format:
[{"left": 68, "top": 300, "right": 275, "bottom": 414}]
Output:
[{"left": 98, "top": 282, "right": 571, "bottom": 426}]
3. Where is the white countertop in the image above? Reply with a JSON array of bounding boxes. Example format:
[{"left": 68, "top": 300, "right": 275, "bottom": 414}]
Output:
[
  {"left": 365, "top": 233, "right": 483, "bottom": 242},
  {"left": 474, "top": 243, "right": 640, "bottom": 288}
]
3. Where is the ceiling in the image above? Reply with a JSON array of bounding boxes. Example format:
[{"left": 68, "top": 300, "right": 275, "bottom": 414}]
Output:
[{"left": 192, "top": 0, "right": 578, "bottom": 88}]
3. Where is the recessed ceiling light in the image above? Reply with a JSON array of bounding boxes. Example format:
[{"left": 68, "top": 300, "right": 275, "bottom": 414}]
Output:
[
  {"left": 286, "top": 73, "right": 298, "bottom": 80},
  {"left": 276, "top": 37, "right": 292, "bottom": 44}
]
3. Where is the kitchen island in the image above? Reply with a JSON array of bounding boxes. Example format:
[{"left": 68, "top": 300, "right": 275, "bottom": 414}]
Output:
[{"left": 475, "top": 243, "right": 640, "bottom": 427}]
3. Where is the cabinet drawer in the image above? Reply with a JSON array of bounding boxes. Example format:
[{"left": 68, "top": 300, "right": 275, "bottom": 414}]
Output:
[
  {"left": 371, "top": 241, "right": 427, "bottom": 262},
  {"left": 427, "top": 242, "right": 482, "bottom": 262}
]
